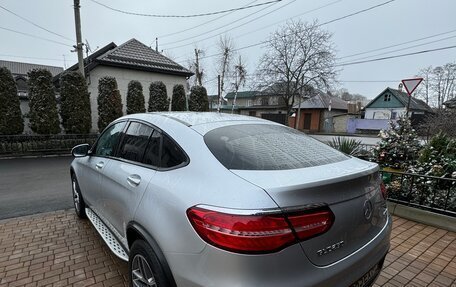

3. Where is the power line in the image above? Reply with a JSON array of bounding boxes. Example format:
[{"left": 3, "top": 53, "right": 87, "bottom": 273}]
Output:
[
  {"left": 338, "top": 28, "right": 456, "bottom": 59},
  {"left": 341, "top": 35, "right": 456, "bottom": 63},
  {"left": 0, "top": 54, "right": 75, "bottom": 62},
  {"left": 89, "top": 0, "right": 282, "bottom": 18},
  {"left": 317, "top": 0, "right": 395, "bottom": 26},
  {"left": 158, "top": 0, "right": 259, "bottom": 39},
  {"left": 198, "top": 0, "right": 397, "bottom": 60},
  {"left": 0, "top": 4, "right": 74, "bottom": 42},
  {"left": 336, "top": 45, "right": 456, "bottom": 67},
  {"left": 0, "top": 26, "right": 73, "bottom": 47},
  {"left": 163, "top": 0, "right": 294, "bottom": 49},
  {"left": 171, "top": 0, "right": 341, "bottom": 61}
]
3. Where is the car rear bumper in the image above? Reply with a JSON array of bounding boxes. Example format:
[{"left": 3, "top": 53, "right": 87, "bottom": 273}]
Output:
[{"left": 164, "top": 214, "right": 392, "bottom": 287}]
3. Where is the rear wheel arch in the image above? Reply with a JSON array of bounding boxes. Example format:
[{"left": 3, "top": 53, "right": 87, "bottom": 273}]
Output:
[{"left": 127, "top": 222, "right": 177, "bottom": 287}]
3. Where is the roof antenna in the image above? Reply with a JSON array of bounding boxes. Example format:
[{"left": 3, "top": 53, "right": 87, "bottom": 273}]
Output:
[{"left": 155, "top": 37, "right": 158, "bottom": 52}]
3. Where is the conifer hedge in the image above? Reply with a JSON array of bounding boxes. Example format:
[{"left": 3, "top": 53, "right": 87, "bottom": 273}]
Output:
[
  {"left": 28, "top": 69, "right": 60, "bottom": 134},
  {"left": 171, "top": 84, "right": 186, "bottom": 111},
  {"left": 0, "top": 67, "right": 23, "bottom": 134},
  {"left": 189, "top": 85, "right": 209, "bottom": 112},
  {"left": 59, "top": 71, "right": 91, "bottom": 134},
  {"left": 126, "top": 80, "right": 146, "bottom": 114},
  {"left": 148, "top": 81, "right": 169, "bottom": 112},
  {"left": 97, "top": 76, "right": 123, "bottom": 131}
]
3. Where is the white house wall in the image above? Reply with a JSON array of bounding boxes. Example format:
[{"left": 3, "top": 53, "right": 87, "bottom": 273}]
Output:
[
  {"left": 364, "top": 108, "right": 406, "bottom": 120},
  {"left": 87, "top": 65, "right": 188, "bottom": 132}
]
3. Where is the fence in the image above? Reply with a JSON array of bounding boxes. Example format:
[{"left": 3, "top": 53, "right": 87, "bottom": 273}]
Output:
[
  {"left": 381, "top": 170, "right": 456, "bottom": 217},
  {"left": 0, "top": 134, "right": 98, "bottom": 157}
]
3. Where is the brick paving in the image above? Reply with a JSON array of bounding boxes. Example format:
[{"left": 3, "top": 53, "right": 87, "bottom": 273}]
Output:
[{"left": 0, "top": 210, "right": 454, "bottom": 287}]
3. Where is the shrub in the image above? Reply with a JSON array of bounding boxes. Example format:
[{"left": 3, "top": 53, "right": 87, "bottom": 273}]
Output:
[
  {"left": 328, "top": 136, "right": 363, "bottom": 156},
  {"left": 59, "top": 71, "right": 91, "bottom": 134},
  {"left": 189, "top": 85, "right": 209, "bottom": 112},
  {"left": 97, "top": 76, "right": 123, "bottom": 131},
  {"left": 171, "top": 84, "right": 186, "bottom": 111},
  {"left": 0, "top": 67, "right": 23, "bottom": 134},
  {"left": 126, "top": 80, "right": 145, "bottom": 114},
  {"left": 28, "top": 69, "right": 60, "bottom": 134},
  {"left": 148, "top": 81, "right": 169, "bottom": 112}
]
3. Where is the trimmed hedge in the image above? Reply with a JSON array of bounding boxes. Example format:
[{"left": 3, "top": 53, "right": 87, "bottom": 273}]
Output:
[
  {"left": 0, "top": 67, "right": 23, "bottom": 134},
  {"left": 171, "top": 84, "right": 186, "bottom": 111},
  {"left": 189, "top": 85, "right": 209, "bottom": 112},
  {"left": 148, "top": 81, "right": 169, "bottom": 112},
  {"left": 97, "top": 76, "right": 123, "bottom": 131},
  {"left": 127, "top": 80, "right": 146, "bottom": 114}
]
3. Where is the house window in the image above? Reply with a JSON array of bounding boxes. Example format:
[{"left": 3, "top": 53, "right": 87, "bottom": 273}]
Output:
[
  {"left": 247, "top": 100, "right": 252, "bottom": 107},
  {"left": 261, "top": 98, "right": 269, "bottom": 106},
  {"left": 383, "top": 94, "right": 391, "bottom": 101},
  {"left": 249, "top": 111, "right": 256, "bottom": 117},
  {"left": 391, "top": 112, "right": 397, "bottom": 119}
]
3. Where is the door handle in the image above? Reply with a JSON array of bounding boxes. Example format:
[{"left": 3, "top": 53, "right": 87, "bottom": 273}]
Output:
[
  {"left": 127, "top": 175, "right": 141, "bottom": 187},
  {"left": 95, "top": 161, "right": 104, "bottom": 169}
]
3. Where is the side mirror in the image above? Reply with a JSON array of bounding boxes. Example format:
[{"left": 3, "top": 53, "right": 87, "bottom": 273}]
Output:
[{"left": 72, "top": 144, "right": 90, "bottom": 158}]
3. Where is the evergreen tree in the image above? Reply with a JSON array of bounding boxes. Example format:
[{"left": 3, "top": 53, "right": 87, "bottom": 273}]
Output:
[
  {"left": 97, "top": 76, "right": 123, "bottom": 131},
  {"left": 372, "top": 115, "right": 421, "bottom": 170},
  {"left": 0, "top": 67, "right": 23, "bottom": 134},
  {"left": 171, "top": 84, "right": 186, "bottom": 111},
  {"left": 59, "top": 71, "right": 91, "bottom": 134},
  {"left": 189, "top": 85, "right": 209, "bottom": 112},
  {"left": 28, "top": 69, "right": 60, "bottom": 134},
  {"left": 126, "top": 80, "right": 145, "bottom": 114},
  {"left": 148, "top": 81, "right": 169, "bottom": 112}
]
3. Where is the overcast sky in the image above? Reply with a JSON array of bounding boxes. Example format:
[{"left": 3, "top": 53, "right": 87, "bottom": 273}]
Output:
[{"left": 1, "top": 0, "right": 455, "bottom": 98}]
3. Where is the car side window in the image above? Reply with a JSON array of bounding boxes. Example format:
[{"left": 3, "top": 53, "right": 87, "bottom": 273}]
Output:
[
  {"left": 143, "top": 131, "right": 161, "bottom": 167},
  {"left": 161, "top": 134, "right": 187, "bottom": 168},
  {"left": 94, "top": 122, "right": 126, "bottom": 157},
  {"left": 118, "top": 122, "right": 153, "bottom": 163}
]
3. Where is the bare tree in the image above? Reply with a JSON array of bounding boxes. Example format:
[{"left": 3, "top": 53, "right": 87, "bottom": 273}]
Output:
[
  {"left": 216, "top": 35, "right": 234, "bottom": 109},
  {"left": 187, "top": 47, "right": 205, "bottom": 86},
  {"left": 432, "top": 63, "right": 456, "bottom": 109},
  {"left": 231, "top": 55, "right": 247, "bottom": 113},
  {"left": 414, "top": 66, "right": 433, "bottom": 105},
  {"left": 257, "top": 20, "right": 337, "bottom": 124},
  {"left": 415, "top": 63, "right": 456, "bottom": 108}
]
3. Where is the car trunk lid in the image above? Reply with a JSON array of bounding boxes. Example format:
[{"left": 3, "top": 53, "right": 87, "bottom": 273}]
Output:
[{"left": 230, "top": 158, "right": 388, "bottom": 266}]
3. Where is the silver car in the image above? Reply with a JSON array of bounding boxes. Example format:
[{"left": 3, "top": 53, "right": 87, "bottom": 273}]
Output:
[{"left": 70, "top": 112, "right": 391, "bottom": 287}]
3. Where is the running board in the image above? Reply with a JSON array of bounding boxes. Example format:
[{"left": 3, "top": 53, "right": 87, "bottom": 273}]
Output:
[{"left": 86, "top": 208, "right": 128, "bottom": 261}]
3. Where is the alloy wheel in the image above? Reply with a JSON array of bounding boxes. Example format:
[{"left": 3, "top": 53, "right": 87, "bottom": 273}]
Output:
[{"left": 131, "top": 254, "right": 157, "bottom": 287}]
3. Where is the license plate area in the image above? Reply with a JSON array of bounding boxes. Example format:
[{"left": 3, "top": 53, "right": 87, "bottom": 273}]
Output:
[{"left": 350, "top": 259, "right": 383, "bottom": 287}]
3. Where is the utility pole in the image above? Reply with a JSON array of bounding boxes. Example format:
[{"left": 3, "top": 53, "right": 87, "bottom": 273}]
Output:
[
  {"left": 217, "top": 75, "right": 221, "bottom": 113},
  {"left": 73, "top": 0, "right": 85, "bottom": 77}
]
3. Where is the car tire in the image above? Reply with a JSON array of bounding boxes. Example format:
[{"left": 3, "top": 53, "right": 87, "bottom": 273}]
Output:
[
  {"left": 129, "top": 240, "right": 170, "bottom": 287},
  {"left": 71, "top": 174, "right": 87, "bottom": 219}
]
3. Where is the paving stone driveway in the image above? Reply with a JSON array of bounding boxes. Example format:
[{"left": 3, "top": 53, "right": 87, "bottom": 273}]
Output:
[{"left": 0, "top": 210, "right": 455, "bottom": 287}]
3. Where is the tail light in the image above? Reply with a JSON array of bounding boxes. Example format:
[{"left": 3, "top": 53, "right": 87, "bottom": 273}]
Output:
[
  {"left": 187, "top": 206, "right": 334, "bottom": 254},
  {"left": 380, "top": 182, "right": 387, "bottom": 199}
]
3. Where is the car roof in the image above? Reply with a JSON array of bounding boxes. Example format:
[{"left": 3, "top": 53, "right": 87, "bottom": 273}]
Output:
[{"left": 121, "top": 112, "right": 271, "bottom": 127}]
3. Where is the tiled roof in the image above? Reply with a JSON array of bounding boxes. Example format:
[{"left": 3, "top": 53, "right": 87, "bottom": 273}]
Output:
[
  {"left": 443, "top": 97, "right": 456, "bottom": 108},
  {"left": 0, "top": 60, "right": 63, "bottom": 77},
  {"left": 365, "top": 87, "right": 433, "bottom": 112},
  {"left": 96, "top": 39, "right": 192, "bottom": 76},
  {"left": 293, "top": 91, "right": 348, "bottom": 110},
  {"left": 60, "top": 39, "right": 192, "bottom": 78},
  {"left": 225, "top": 91, "right": 259, "bottom": 99}
]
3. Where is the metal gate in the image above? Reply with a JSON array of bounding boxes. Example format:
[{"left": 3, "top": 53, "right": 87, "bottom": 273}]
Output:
[{"left": 261, "top": 113, "right": 287, "bottom": 125}]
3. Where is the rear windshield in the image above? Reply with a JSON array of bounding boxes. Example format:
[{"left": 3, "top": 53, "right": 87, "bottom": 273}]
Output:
[{"left": 204, "top": 124, "right": 348, "bottom": 170}]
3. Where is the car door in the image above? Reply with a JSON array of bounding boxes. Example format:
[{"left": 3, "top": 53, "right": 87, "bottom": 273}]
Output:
[
  {"left": 99, "top": 121, "right": 159, "bottom": 238},
  {"left": 77, "top": 121, "right": 126, "bottom": 210}
]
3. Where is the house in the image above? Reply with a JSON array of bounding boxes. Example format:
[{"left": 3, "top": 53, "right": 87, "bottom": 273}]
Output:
[
  {"left": 443, "top": 98, "right": 456, "bottom": 108},
  {"left": 364, "top": 87, "right": 433, "bottom": 120},
  {"left": 291, "top": 91, "right": 348, "bottom": 132},
  {"left": 347, "top": 87, "right": 433, "bottom": 134},
  {"left": 0, "top": 60, "right": 64, "bottom": 133},
  {"left": 57, "top": 38, "right": 193, "bottom": 132}
]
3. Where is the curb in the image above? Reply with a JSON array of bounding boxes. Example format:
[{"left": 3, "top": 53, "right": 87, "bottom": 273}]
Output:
[
  {"left": 0, "top": 153, "right": 72, "bottom": 160},
  {"left": 387, "top": 202, "right": 456, "bottom": 232}
]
